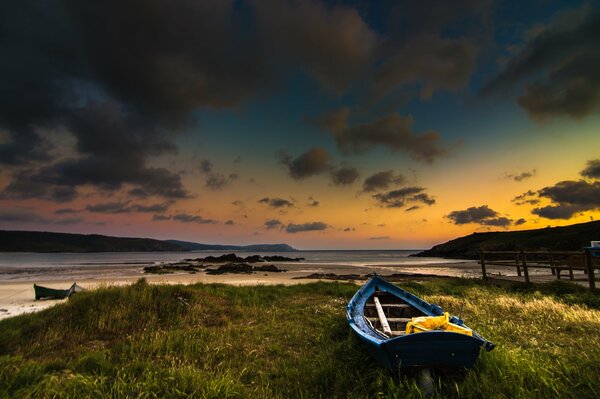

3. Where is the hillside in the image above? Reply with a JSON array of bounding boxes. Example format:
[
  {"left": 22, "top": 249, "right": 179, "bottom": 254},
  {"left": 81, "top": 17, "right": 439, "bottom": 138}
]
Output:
[
  {"left": 0, "top": 230, "right": 298, "bottom": 253},
  {"left": 166, "top": 240, "right": 297, "bottom": 252},
  {"left": 0, "top": 230, "right": 186, "bottom": 253},
  {"left": 413, "top": 220, "right": 600, "bottom": 259}
]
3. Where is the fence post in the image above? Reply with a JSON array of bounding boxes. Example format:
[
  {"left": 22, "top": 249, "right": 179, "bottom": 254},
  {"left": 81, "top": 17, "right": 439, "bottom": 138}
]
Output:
[
  {"left": 585, "top": 248, "right": 596, "bottom": 290},
  {"left": 515, "top": 251, "right": 521, "bottom": 277},
  {"left": 520, "top": 250, "right": 530, "bottom": 285},
  {"left": 548, "top": 250, "right": 556, "bottom": 276},
  {"left": 479, "top": 250, "right": 487, "bottom": 281}
]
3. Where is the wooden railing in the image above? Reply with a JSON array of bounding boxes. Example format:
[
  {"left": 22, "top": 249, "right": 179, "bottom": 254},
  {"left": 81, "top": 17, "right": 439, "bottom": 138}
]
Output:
[{"left": 478, "top": 248, "right": 600, "bottom": 290}]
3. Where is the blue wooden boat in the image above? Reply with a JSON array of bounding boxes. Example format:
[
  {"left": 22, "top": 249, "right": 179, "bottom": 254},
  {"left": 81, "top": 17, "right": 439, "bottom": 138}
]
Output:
[{"left": 347, "top": 275, "right": 494, "bottom": 369}]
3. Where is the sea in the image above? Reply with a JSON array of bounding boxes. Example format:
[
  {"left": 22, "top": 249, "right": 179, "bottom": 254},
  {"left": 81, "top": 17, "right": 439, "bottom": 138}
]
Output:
[{"left": 0, "top": 250, "right": 480, "bottom": 282}]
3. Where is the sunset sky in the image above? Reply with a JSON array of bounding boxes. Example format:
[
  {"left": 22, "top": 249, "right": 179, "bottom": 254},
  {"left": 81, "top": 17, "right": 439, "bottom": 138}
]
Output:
[{"left": 1, "top": 0, "right": 599, "bottom": 249}]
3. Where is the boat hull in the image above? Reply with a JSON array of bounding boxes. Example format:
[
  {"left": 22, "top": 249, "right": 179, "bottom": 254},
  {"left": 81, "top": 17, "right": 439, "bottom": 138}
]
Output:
[
  {"left": 34, "top": 283, "right": 81, "bottom": 300},
  {"left": 347, "top": 276, "right": 493, "bottom": 369}
]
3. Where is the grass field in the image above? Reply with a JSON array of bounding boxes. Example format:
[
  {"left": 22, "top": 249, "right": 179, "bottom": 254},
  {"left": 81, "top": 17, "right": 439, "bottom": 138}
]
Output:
[{"left": 1, "top": 278, "right": 599, "bottom": 398}]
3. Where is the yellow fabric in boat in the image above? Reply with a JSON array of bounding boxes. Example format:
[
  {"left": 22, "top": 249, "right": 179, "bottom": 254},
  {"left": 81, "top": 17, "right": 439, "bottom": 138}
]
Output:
[{"left": 405, "top": 312, "right": 473, "bottom": 336}]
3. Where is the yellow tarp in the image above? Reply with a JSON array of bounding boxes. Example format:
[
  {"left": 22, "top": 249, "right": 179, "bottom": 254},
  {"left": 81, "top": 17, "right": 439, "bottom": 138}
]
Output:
[{"left": 405, "top": 312, "right": 473, "bottom": 336}]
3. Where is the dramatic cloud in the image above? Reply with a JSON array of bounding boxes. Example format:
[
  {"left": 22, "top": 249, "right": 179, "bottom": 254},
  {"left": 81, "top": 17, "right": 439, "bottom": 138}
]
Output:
[
  {"left": 581, "top": 159, "right": 600, "bottom": 179},
  {"left": 253, "top": 0, "right": 376, "bottom": 93},
  {"left": 205, "top": 173, "right": 237, "bottom": 190},
  {"left": 199, "top": 160, "right": 213, "bottom": 174},
  {"left": 317, "top": 108, "right": 448, "bottom": 162},
  {"left": 224, "top": 220, "right": 236, "bottom": 225},
  {"left": 0, "top": 0, "right": 275, "bottom": 202},
  {"left": 530, "top": 180, "right": 600, "bottom": 219},
  {"left": 172, "top": 214, "right": 217, "bottom": 224},
  {"left": 286, "top": 221, "right": 328, "bottom": 233},
  {"left": 54, "top": 208, "right": 78, "bottom": 215},
  {"left": 0, "top": 171, "right": 78, "bottom": 203},
  {"left": 152, "top": 212, "right": 216, "bottom": 224},
  {"left": 369, "top": 0, "right": 490, "bottom": 102},
  {"left": 330, "top": 167, "right": 360, "bottom": 186},
  {"left": 373, "top": 36, "right": 477, "bottom": 101},
  {"left": 446, "top": 205, "right": 512, "bottom": 227},
  {"left": 264, "top": 219, "right": 282, "bottom": 229},
  {"left": 0, "top": 209, "right": 82, "bottom": 225},
  {"left": 278, "top": 148, "right": 330, "bottom": 180},
  {"left": 505, "top": 169, "right": 536, "bottom": 182},
  {"left": 372, "top": 187, "right": 435, "bottom": 208},
  {"left": 514, "top": 218, "right": 527, "bottom": 226},
  {"left": 85, "top": 201, "right": 170, "bottom": 214},
  {"left": 258, "top": 197, "right": 294, "bottom": 208},
  {"left": 482, "top": 7, "right": 600, "bottom": 120},
  {"left": 362, "top": 170, "right": 405, "bottom": 193},
  {"left": 512, "top": 190, "right": 540, "bottom": 206}
]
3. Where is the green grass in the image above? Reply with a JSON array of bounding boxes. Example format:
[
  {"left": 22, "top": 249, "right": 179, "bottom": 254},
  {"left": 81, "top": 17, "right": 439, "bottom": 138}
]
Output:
[{"left": 1, "top": 278, "right": 599, "bottom": 398}]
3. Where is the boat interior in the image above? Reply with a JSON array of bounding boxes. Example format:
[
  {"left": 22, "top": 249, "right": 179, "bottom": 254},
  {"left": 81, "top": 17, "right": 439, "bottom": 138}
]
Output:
[{"left": 364, "top": 290, "right": 427, "bottom": 338}]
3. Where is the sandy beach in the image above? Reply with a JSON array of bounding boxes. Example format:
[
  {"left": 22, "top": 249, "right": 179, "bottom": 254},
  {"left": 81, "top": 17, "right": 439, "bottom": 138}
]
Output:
[{"left": 0, "top": 258, "right": 488, "bottom": 321}]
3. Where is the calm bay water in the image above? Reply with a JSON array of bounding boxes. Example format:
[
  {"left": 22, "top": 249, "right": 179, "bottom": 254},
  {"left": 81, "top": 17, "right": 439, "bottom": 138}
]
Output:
[
  {"left": 0, "top": 250, "right": 463, "bottom": 269},
  {"left": 0, "top": 250, "right": 477, "bottom": 282}
]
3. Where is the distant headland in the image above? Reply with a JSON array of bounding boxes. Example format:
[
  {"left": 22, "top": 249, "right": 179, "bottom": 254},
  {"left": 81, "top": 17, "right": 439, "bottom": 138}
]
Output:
[
  {"left": 0, "top": 230, "right": 297, "bottom": 253},
  {"left": 413, "top": 220, "right": 600, "bottom": 259}
]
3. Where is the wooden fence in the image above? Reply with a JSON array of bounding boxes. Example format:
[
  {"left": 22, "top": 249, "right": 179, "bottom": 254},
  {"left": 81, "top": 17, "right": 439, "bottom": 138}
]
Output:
[{"left": 478, "top": 248, "right": 600, "bottom": 290}]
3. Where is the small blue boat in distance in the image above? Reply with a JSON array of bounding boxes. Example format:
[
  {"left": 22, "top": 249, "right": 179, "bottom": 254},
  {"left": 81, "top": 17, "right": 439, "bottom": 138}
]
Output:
[{"left": 347, "top": 275, "right": 495, "bottom": 369}]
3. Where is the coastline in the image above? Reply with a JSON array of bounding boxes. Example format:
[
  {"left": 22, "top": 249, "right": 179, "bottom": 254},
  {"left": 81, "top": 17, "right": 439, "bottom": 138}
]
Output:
[{"left": 0, "top": 259, "right": 483, "bottom": 320}]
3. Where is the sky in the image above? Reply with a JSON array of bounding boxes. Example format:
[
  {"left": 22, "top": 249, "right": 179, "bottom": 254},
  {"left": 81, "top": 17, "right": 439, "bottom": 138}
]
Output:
[{"left": 0, "top": 0, "right": 599, "bottom": 249}]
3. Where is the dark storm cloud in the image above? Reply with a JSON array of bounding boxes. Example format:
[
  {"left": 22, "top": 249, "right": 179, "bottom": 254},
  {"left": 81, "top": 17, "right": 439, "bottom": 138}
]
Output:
[
  {"left": 278, "top": 148, "right": 330, "bottom": 180},
  {"left": 224, "top": 220, "right": 236, "bottom": 225},
  {"left": 446, "top": 205, "right": 512, "bottom": 227},
  {"left": 0, "top": 170, "right": 78, "bottom": 203},
  {"left": 369, "top": 0, "right": 491, "bottom": 103},
  {"left": 331, "top": 167, "right": 360, "bottom": 186},
  {"left": 505, "top": 170, "right": 536, "bottom": 182},
  {"left": 0, "top": 0, "right": 273, "bottom": 200},
  {"left": 482, "top": 7, "right": 600, "bottom": 120},
  {"left": 0, "top": 0, "right": 485, "bottom": 203},
  {"left": 372, "top": 187, "right": 435, "bottom": 208},
  {"left": 405, "top": 206, "right": 420, "bottom": 212},
  {"left": 361, "top": 170, "right": 405, "bottom": 193},
  {"left": 264, "top": 219, "right": 283, "bottom": 229},
  {"left": 152, "top": 214, "right": 171, "bottom": 221},
  {"left": 285, "top": 222, "right": 328, "bottom": 233},
  {"left": 252, "top": 0, "right": 376, "bottom": 94},
  {"left": 514, "top": 218, "right": 527, "bottom": 226},
  {"left": 317, "top": 108, "right": 448, "bottom": 162},
  {"left": 259, "top": 197, "right": 294, "bottom": 208},
  {"left": 581, "top": 159, "right": 600, "bottom": 179},
  {"left": 307, "top": 197, "right": 320, "bottom": 207}
]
